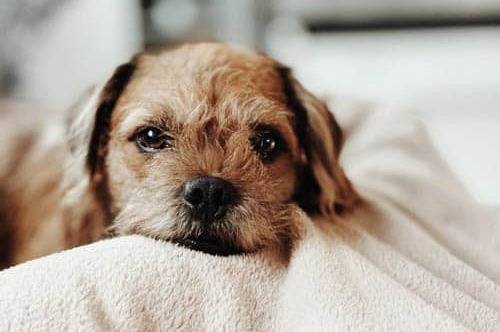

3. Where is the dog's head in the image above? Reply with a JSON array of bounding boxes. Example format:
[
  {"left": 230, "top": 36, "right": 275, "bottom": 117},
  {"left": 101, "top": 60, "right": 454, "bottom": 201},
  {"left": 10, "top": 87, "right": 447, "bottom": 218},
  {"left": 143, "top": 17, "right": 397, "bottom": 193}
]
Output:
[{"left": 67, "top": 43, "right": 358, "bottom": 255}]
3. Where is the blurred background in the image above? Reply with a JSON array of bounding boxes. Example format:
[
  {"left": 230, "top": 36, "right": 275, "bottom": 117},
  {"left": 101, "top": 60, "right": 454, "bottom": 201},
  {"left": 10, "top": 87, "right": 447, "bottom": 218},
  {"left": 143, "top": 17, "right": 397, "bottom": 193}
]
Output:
[{"left": 0, "top": 0, "right": 499, "bottom": 210}]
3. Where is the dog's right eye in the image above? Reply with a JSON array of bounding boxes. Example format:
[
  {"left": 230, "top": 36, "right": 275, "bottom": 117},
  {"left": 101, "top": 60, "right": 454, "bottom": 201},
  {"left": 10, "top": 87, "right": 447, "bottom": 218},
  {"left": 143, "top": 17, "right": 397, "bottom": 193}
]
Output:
[{"left": 134, "top": 127, "right": 172, "bottom": 153}]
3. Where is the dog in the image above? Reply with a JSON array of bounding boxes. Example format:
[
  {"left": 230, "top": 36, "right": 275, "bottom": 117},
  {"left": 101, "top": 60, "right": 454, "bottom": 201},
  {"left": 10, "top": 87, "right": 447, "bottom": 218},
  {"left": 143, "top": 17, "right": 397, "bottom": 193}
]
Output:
[{"left": 0, "top": 43, "right": 358, "bottom": 269}]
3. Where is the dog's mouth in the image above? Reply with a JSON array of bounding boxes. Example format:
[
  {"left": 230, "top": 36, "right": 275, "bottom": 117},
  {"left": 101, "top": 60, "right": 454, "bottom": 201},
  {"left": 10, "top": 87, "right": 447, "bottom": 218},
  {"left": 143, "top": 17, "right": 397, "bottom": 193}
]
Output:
[{"left": 175, "top": 234, "right": 242, "bottom": 256}]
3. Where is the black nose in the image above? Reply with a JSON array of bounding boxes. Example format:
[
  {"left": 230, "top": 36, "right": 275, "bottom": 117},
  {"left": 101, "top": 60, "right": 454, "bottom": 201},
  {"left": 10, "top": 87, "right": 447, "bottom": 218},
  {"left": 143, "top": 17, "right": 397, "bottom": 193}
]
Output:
[{"left": 183, "top": 177, "right": 236, "bottom": 223}]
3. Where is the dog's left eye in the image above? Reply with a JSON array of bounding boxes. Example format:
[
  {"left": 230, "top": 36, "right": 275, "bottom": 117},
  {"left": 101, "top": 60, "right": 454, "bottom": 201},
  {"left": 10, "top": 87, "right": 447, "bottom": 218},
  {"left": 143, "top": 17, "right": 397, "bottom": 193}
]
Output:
[
  {"left": 251, "top": 128, "right": 284, "bottom": 162},
  {"left": 134, "top": 127, "right": 172, "bottom": 153}
]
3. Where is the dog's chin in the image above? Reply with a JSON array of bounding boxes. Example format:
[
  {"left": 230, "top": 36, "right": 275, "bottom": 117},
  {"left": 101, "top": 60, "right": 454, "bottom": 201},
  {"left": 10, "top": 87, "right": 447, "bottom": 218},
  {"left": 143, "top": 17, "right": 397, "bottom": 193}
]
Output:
[{"left": 175, "top": 234, "right": 243, "bottom": 256}]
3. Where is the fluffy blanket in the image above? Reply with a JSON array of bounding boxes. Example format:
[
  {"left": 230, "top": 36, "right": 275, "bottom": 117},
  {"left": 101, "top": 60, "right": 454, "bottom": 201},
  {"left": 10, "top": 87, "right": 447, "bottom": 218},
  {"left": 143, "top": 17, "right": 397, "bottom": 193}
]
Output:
[{"left": 1, "top": 99, "right": 499, "bottom": 331}]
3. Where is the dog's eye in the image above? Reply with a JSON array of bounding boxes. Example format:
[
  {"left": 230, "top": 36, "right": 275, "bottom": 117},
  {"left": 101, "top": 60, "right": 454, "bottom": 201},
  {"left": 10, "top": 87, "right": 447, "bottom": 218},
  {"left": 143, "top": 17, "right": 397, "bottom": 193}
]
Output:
[
  {"left": 134, "top": 127, "right": 172, "bottom": 153},
  {"left": 251, "top": 128, "right": 284, "bottom": 162}
]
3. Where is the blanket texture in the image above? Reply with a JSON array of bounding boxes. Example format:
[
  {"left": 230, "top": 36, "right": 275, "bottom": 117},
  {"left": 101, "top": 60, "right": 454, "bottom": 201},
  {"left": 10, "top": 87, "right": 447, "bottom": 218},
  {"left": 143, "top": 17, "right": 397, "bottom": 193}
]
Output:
[{"left": 1, "top": 99, "right": 499, "bottom": 331}]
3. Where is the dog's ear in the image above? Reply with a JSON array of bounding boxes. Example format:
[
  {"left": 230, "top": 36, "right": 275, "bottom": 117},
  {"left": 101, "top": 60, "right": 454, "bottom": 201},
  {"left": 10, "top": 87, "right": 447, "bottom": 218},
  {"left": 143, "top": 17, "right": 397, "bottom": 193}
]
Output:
[
  {"left": 67, "top": 60, "right": 136, "bottom": 177},
  {"left": 64, "top": 58, "right": 137, "bottom": 224},
  {"left": 277, "top": 65, "right": 358, "bottom": 216}
]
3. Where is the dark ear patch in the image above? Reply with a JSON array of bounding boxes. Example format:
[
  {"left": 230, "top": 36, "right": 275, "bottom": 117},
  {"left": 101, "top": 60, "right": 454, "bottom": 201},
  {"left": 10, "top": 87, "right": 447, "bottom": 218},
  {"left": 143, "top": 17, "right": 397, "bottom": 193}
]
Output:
[
  {"left": 86, "top": 61, "right": 136, "bottom": 175},
  {"left": 276, "top": 65, "right": 322, "bottom": 214},
  {"left": 275, "top": 66, "right": 310, "bottom": 159},
  {"left": 276, "top": 64, "right": 358, "bottom": 216}
]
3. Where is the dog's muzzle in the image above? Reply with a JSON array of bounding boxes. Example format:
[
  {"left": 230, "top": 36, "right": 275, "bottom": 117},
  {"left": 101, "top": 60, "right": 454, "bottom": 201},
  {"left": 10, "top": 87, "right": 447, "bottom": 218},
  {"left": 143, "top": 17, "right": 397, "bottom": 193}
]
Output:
[{"left": 179, "top": 176, "right": 240, "bottom": 256}]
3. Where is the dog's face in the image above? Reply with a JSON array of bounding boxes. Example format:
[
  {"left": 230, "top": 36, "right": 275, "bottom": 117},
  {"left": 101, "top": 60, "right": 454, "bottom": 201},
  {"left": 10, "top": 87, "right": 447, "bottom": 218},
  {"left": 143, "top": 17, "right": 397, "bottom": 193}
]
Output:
[{"left": 68, "top": 43, "right": 357, "bottom": 255}]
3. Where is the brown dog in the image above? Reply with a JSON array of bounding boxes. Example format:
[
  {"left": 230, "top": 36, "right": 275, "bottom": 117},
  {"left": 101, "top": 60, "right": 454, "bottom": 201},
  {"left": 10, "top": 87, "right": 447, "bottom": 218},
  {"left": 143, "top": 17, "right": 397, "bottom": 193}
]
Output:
[{"left": 0, "top": 43, "right": 357, "bottom": 268}]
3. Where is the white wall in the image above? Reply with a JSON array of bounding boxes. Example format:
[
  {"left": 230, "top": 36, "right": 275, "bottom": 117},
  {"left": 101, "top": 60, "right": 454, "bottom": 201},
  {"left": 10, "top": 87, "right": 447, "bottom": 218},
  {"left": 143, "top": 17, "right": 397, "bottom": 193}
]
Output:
[{"left": 12, "top": 0, "right": 143, "bottom": 111}]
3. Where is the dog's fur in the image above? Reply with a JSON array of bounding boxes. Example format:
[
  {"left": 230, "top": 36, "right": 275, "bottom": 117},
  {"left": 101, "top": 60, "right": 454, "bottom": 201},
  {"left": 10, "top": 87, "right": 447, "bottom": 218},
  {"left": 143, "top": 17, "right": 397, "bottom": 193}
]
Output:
[{"left": 0, "top": 43, "right": 358, "bottom": 269}]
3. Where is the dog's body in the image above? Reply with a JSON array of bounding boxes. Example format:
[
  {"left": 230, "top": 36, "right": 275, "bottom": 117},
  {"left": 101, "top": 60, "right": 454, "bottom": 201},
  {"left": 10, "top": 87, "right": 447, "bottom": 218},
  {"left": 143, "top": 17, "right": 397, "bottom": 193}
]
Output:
[
  {"left": 0, "top": 109, "right": 105, "bottom": 268},
  {"left": 0, "top": 43, "right": 357, "bottom": 269}
]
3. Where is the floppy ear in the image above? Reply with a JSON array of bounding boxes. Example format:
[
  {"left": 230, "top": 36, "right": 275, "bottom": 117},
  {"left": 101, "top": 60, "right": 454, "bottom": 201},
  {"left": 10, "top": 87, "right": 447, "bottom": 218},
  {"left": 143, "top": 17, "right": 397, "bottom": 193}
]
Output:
[
  {"left": 64, "top": 59, "right": 137, "bottom": 226},
  {"left": 68, "top": 61, "right": 136, "bottom": 177},
  {"left": 277, "top": 66, "right": 358, "bottom": 216}
]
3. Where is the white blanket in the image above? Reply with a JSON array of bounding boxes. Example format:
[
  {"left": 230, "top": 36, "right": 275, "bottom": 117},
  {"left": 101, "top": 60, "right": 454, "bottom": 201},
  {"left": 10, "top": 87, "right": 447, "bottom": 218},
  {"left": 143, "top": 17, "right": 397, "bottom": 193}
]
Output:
[{"left": 1, "top": 99, "right": 499, "bottom": 331}]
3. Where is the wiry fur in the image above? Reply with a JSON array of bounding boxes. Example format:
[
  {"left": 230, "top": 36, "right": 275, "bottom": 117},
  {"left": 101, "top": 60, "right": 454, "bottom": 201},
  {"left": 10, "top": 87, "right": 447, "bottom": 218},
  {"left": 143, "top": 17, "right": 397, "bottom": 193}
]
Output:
[{"left": 0, "top": 43, "right": 358, "bottom": 268}]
